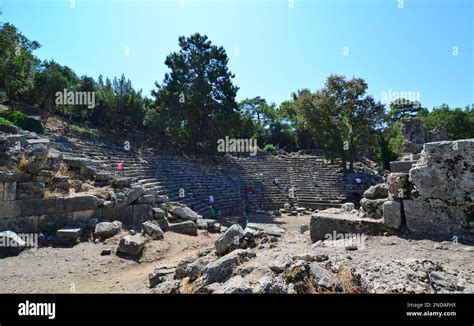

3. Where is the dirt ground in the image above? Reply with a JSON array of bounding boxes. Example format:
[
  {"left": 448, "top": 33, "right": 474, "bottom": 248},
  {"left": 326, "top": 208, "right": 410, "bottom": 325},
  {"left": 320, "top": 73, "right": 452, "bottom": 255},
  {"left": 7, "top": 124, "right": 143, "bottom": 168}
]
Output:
[{"left": 0, "top": 213, "right": 472, "bottom": 293}]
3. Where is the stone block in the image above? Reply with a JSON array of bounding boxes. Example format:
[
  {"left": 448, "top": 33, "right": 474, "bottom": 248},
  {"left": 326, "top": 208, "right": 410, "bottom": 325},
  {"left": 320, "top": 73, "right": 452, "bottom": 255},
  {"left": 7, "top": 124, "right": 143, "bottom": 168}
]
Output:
[
  {"left": 0, "top": 200, "right": 22, "bottom": 219},
  {"left": 3, "top": 182, "right": 17, "bottom": 201},
  {"left": 21, "top": 198, "right": 64, "bottom": 217},
  {"left": 383, "top": 201, "right": 403, "bottom": 229},
  {"left": 310, "top": 211, "right": 385, "bottom": 242},
  {"left": 64, "top": 195, "right": 101, "bottom": 212}
]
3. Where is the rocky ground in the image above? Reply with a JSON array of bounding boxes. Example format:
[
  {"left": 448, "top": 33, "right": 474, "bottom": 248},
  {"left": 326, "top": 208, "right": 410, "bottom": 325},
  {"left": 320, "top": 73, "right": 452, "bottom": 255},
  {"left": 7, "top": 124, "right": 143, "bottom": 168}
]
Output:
[{"left": 0, "top": 212, "right": 473, "bottom": 294}]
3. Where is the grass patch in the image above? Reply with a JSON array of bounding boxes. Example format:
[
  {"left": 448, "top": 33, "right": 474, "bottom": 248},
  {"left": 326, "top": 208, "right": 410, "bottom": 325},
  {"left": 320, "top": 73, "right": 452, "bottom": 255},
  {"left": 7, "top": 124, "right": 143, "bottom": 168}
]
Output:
[
  {"left": 0, "top": 111, "right": 44, "bottom": 134},
  {"left": 71, "top": 124, "right": 98, "bottom": 137},
  {"left": 0, "top": 117, "right": 13, "bottom": 125}
]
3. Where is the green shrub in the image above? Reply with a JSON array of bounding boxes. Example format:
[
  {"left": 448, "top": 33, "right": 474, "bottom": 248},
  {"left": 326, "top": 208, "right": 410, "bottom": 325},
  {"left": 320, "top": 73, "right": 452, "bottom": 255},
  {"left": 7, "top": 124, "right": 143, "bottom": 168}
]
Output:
[
  {"left": 0, "top": 111, "right": 44, "bottom": 134},
  {"left": 263, "top": 143, "right": 276, "bottom": 152},
  {"left": 0, "top": 117, "right": 13, "bottom": 125}
]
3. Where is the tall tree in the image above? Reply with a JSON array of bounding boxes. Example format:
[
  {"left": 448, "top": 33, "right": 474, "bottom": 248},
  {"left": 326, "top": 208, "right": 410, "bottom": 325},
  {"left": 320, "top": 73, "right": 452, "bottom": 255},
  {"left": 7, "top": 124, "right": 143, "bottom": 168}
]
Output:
[
  {"left": 30, "top": 60, "right": 78, "bottom": 120},
  {"left": 293, "top": 75, "right": 385, "bottom": 170},
  {"left": 152, "top": 33, "right": 239, "bottom": 152},
  {"left": 0, "top": 23, "right": 40, "bottom": 110}
]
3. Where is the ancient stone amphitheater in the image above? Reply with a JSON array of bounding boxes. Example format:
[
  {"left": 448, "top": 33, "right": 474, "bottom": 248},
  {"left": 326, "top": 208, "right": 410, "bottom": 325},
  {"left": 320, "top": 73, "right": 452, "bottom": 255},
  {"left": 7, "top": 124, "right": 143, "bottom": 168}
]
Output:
[{"left": 0, "top": 118, "right": 473, "bottom": 294}]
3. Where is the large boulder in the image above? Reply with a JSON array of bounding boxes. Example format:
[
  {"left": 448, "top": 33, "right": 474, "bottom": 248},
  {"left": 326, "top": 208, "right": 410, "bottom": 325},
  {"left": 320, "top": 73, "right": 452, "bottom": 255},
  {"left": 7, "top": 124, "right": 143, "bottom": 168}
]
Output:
[
  {"left": 171, "top": 206, "right": 199, "bottom": 221},
  {"left": 406, "top": 140, "right": 474, "bottom": 234},
  {"left": 213, "top": 275, "right": 253, "bottom": 294},
  {"left": 203, "top": 249, "right": 256, "bottom": 285},
  {"left": 246, "top": 223, "right": 285, "bottom": 237},
  {"left": 117, "top": 234, "right": 146, "bottom": 256},
  {"left": 214, "top": 224, "right": 245, "bottom": 256},
  {"left": 168, "top": 221, "right": 197, "bottom": 236},
  {"left": 124, "top": 186, "right": 146, "bottom": 205},
  {"left": 94, "top": 222, "right": 121, "bottom": 240},
  {"left": 148, "top": 265, "right": 176, "bottom": 288},
  {"left": 360, "top": 198, "right": 385, "bottom": 219},
  {"left": 363, "top": 184, "right": 388, "bottom": 200},
  {"left": 142, "top": 221, "right": 164, "bottom": 240},
  {"left": 309, "top": 262, "right": 341, "bottom": 292},
  {"left": 184, "top": 255, "right": 215, "bottom": 281}
]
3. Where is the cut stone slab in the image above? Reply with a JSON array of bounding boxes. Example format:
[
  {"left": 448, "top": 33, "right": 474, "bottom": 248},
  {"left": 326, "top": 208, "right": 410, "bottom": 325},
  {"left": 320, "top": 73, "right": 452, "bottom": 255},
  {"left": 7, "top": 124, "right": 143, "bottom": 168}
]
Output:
[
  {"left": 246, "top": 223, "right": 285, "bottom": 237},
  {"left": 142, "top": 220, "right": 164, "bottom": 240},
  {"left": 64, "top": 195, "right": 101, "bottom": 212},
  {"left": 360, "top": 198, "right": 385, "bottom": 219},
  {"left": 389, "top": 160, "right": 417, "bottom": 173},
  {"left": 117, "top": 234, "right": 146, "bottom": 257},
  {"left": 137, "top": 194, "right": 155, "bottom": 204},
  {"left": 125, "top": 186, "right": 146, "bottom": 205},
  {"left": 63, "top": 156, "right": 91, "bottom": 168},
  {"left": 171, "top": 206, "right": 199, "bottom": 221},
  {"left": 383, "top": 201, "right": 403, "bottom": 229},
  {"left": 310, "top": 210, "right": 385, "bottom": 242},
  {"left": 214, "top": 224, "right": 245, "bottom": 256},
  {"left": 112, "top": 177, "right": 134, "bottom": 188},
  {"left": 94, "top": 222, "right": 121, "bottom": 240},
  {"left": 168, "top": 221, "right": 197, "bottom": 236},
  {"left": 56, "top": 227, "right": 82, "bottom": 239},
  {"left": 152, "top": 207, "right": 166, "bottom": 219},
  {"left": 403, "top": 199, "right": 461, "bottom": 234}
]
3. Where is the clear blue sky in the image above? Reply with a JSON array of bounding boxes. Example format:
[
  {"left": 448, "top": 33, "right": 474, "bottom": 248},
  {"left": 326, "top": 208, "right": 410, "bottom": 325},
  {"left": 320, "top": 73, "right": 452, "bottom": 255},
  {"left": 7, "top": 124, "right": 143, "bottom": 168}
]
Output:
[{"left": 2, "top": 0, "right": 473, "bottom": 109}]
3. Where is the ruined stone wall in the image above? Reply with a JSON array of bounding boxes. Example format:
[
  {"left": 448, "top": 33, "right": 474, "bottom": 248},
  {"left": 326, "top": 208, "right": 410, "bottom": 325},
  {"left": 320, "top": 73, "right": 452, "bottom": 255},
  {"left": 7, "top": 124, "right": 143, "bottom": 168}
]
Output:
[{"left": 405, "top": 140, "right": 473, "bottom": 234}]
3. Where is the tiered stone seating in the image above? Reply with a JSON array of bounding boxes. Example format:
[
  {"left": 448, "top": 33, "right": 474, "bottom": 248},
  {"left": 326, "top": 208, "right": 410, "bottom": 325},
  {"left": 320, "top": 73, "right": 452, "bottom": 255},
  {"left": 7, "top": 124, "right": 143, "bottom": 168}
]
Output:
[
  {"left": 51, "top": 136, "right": 347, "bottom": 217},
  {"left": 225, "top": 154, "right": 346, "bottom": 210}
]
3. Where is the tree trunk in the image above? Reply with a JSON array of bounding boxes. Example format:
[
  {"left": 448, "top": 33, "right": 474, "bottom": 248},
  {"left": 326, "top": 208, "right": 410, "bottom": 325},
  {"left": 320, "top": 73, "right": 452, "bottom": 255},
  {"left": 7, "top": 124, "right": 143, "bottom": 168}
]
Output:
[{"left": 5, "top": 79, "right": 15, "bottom": 112}]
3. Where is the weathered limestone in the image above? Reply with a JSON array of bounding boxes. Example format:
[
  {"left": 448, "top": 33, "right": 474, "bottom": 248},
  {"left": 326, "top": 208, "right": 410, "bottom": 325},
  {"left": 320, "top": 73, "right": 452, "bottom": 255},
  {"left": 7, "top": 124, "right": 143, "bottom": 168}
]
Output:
[
  {"left": 387, "top": 173, "right": 409, "bottom": 201},
  {"left": 124, "top": 186, "right": 146, "bottom": 205},
  {"left": 64, "top": 195, "right": 101, "bottom": 212},
  {"left": 132, "top": 204, "right": 152, "bottom": 225},
  {"left": 214, "top": 224, "right": 245, "bottom": 256},
  {"left": 360, "top": 198, "right": 385, "bottom": 219},
  {"left": 171, "top": 206, "right": 199, "bottom": 221},
  {"left": 142, "top": 221, "right": 164, "bottom": 240},
  {"left": 117, "top": 234, "right": 146, "bottom": 257},
  {"left": 401, "top": 117, "right": 425, "bottom": 154},
  {"left": 363, "top": 184, "right": 388, "bottom": 200},
  {"left": 0, "top": 200, "right": 22, "bottom": 219},
  {"left": 310, "top": 211, "right": 384, "bottom": 242},
  {"left": 428, "top": 127, "right": 448, "bottom": 142},
  {"left": 405, "top": 140, "right": 474, "bottom": 234},
  {"left": 246, "top": 223, "right": 285, "bottom": 237},
  {"left": 202, "top": 249, "right": 256, "bottom": 285},
  {"left": 168, "top": 221, "right": 197, "bottom": 236},
  {"left": 383, "top": 201, "right": 403, "bottom": 229},
  {"left": 2, "top": 182, "right": 17, "bottom": 201},
  {"left": 21, "top": 198, "right": 64, "bottom": 216},
  {"left": 94, "top": 222, "right": 121, "bottom": 240}
]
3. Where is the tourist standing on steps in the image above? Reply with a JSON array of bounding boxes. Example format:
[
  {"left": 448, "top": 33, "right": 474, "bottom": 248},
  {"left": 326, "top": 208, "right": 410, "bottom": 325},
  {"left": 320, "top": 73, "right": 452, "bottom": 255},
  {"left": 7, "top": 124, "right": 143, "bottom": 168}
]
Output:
[
  {"left": 210, "top": 204, "right": 217, "bottom": 219},
  {"left": 273, "top": 177, "right": 280, "bottom": 186},
  {"left": 209, "top": 194, "right": 214, "bottom": 205},
  {"left": 117, "top": 162, "right": 124, "bottom": 177}
]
